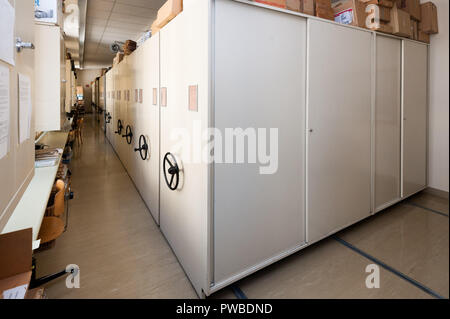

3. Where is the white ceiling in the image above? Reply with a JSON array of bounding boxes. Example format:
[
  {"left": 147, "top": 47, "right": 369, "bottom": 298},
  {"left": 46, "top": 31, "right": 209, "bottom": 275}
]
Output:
[{"left": 83, "top": 0, "right": 165, "bottom": 69}]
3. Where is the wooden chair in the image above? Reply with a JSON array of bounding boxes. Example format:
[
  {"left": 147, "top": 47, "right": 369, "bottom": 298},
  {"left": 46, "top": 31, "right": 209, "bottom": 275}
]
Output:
[
  {"left": 45, "top": 179, "right": 65, "bottom": 218},
  {"left": 39, "top": 180, "right": 66, "bottom": 245}
]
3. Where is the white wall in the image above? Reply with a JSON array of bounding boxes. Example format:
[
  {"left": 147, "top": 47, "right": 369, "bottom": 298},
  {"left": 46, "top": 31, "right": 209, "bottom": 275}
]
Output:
[
  {"left": 76, "top": 68, "right": 102, "bottom": 110},
  {"left": 422, "top": 0, "right": 449, "bottom": 192}
]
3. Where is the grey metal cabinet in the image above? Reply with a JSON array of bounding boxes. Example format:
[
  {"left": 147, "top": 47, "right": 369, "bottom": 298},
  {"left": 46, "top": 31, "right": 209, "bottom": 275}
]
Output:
[
  {"left": 307, "top": 20, "right": 372, "bottom": 243},
  {"left": 375, "top": 35, "right": 402, "bottom": 211},
  {"left": 402, "top": 41, "right": 428, "bottom": 198},
  {"left": 213, "top": 0, "right": 307, "bottom": 286}
]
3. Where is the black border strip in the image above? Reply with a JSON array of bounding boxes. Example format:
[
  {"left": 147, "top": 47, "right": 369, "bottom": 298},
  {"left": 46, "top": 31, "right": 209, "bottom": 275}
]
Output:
[
  {"left": 405, "top": 202, "right": 449, "bottom": 218},
  {"left": 333, "top": 236, "right": 445, "bottom": 299}
]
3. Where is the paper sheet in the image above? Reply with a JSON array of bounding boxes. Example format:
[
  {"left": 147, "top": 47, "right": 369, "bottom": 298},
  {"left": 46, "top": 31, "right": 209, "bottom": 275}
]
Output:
[
  {"left": 0, "top": 0, "right": 15, "bottom": 66},
  {"left": 2, "top": 284, "right": 28, "bottom": 299},
  {"left": 0, "top": 64, "right": 9, "bottom": 159},
  {"left": 18, "top": 73, "right": 32, "bottom": 144}
]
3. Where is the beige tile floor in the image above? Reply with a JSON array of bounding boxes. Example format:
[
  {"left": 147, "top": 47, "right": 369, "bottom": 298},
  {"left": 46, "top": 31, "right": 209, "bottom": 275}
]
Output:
[{"left": 35, "top": 115, "right": 448, "bottom": 299}]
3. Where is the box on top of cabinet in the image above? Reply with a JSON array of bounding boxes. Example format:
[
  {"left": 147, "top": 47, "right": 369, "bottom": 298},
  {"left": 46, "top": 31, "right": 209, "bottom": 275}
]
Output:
[
  {"left": 360, "top": 0, "right": 394, "bottom": 8},
  {"left": 286, "top": 0, "right": 302, "bottom": 12},
  {"left": 254, "top": 0, "right": 287, "bottom": 8},
  {"left": 419, "top": 2, "right": 438, "bottom": 34},
  {"left": 399, "top": 0, "right": 421, "bottom": 21},
  {"left": 390, "top": 3, "right": 411, "bottom": 37},
  {"left": 34, "top": 0, "right": 63, "bottom": 26},
  {"left": 332, "top": 0, "right": 367, "bottom": 28}
]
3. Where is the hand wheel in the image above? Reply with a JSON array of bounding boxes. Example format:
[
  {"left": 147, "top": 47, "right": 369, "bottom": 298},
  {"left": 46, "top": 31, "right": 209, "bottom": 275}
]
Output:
[
  {"left": 163, "top": 153, "right": 180, "bottom": 191},
  {"left": 115, "top": 119, "right": 123, "bottom": 135},
  {"left": 122, "top": 125, "right": 133, "bottom": 144},
  {"left": 134, "top": 135, "right": 149, "bottom": 160}
]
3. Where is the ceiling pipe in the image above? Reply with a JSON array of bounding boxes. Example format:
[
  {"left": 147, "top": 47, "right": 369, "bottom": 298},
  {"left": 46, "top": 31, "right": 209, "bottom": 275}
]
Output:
[{"left": 78, "top": 0, "right": 87, "bottom": 69}]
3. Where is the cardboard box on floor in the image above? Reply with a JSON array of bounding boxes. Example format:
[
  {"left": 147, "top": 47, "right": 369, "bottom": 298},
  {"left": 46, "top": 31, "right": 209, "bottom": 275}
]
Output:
[
  {"left": 0, "top": 229, "right": 32, "bottom": 299},
  {"left": 419, "top": 2, "right": 438, "bottom": 34}
]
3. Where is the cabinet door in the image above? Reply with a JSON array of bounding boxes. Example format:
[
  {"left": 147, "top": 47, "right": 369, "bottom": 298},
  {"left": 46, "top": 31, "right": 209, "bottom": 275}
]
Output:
[
  {"left": 307, "top": 20, "right": 372, "bottom": 243},
  {"left": 139, "top": 34, "right": 160, "bottom": 224},
  {"left": 214, "top": 0, "right": 307, "bottom": 285},
  {"left": 159, "top": 0, "right": 210, "bottom": 297},
  {"left": 375, "top": 36, "right": 402, "bottom": 211},
  {"left": 402, "top": 41, "right": 428, "bottom": 197}
]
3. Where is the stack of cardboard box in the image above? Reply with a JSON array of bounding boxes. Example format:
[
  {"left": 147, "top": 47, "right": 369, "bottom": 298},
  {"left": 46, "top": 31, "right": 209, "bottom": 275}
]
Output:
[
  {"left": 252, "top": 0, "right": 438, "bottom": 43},
  {"left": 255, "top": 0, "right": 335, "bottom": 20}
]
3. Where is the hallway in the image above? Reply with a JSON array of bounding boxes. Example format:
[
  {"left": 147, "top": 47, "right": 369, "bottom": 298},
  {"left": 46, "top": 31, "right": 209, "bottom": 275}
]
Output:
[{"left": 34, "top": 115, "right": 199, "bottom": 298}]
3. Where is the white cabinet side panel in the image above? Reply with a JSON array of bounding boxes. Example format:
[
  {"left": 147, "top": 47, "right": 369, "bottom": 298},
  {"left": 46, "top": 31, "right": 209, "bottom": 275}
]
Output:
[
  {"left": 307, "top": 20, "right": 372, "bottom": 242},
  {"left": 375, "top": 36, "right": 402, "bottom": 210},
  {"left": 214, "top": 0, "right": 307, "bottom": 283},
  {"left": 402, "top": 41, "right": 428, "bottom": 197},
  {"left": 159, "top": 0, "right": 210, "bottom": 297}
]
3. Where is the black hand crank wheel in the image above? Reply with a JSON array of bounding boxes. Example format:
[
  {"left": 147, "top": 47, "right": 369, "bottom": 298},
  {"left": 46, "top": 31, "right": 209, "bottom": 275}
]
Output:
[
  {"left": 115, "top": 119, "right": 123, "bottom": 135},
  {"left": 122, "top": 125, "right": 133, "bottom": 144},
  {"left": 134, "top": 135, "right": 149, "bottom": 160},
  {"left": 163, "top": 153, "right": 180, "bottom": 191}
]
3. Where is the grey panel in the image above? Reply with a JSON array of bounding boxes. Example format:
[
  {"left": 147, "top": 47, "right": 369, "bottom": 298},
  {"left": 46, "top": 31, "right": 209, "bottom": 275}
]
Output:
[{"left": 214, "top": 0, "right": 307, "bottom": 283}]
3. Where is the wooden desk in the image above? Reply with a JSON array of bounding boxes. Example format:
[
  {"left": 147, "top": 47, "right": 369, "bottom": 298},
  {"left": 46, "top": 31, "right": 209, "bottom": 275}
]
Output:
[{"left": 1, "top": 131, "right": 69, "bottom": 250}]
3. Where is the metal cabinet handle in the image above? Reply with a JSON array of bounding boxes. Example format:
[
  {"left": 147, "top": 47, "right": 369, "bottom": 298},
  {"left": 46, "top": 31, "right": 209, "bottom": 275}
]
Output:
[
  {"left": 16, "top": 37, "right": 35, "bottom": 52},
  {"left": 122, "top": 125, "right": 133, "bottom": 144},
  {"left": 134, "top": 135, "right": 149, "bottom": 160},
  {"left": 163, "top": 153, "right": 180, "bottom": 191}
]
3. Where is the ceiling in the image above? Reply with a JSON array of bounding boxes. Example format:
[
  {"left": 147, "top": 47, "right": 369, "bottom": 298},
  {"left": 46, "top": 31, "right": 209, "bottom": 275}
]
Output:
[{"left": 82, "top": 0, "right": 165, "bottom": 69}]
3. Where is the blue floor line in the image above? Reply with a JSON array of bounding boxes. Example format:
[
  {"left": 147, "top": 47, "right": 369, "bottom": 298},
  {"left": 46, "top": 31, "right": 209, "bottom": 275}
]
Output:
[
  {"left": 231, "top": 285, "right": 248, "bottom": 299},
  {"left": 333, "top": 236, "right": 445, "bottom": 299},
  {"left": 404, "top": 202, "right": 449, "bottom": 218}
]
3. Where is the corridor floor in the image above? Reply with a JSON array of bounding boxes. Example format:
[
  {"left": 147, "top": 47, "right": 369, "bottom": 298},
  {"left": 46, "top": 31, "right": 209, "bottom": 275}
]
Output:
[{"left": 35, "top": 115, "right": 449, "bottom": 299}]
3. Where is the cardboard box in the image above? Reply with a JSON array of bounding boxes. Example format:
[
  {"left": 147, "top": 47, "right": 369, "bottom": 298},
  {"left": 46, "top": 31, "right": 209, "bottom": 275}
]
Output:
[
  {"left": 369, "top": 22, "right": 393, "bottom": 34},
  {"left": 360, "top": 0, "right": 394, "bottom": 8},
  {"left": 406, "top": 0, "right": 421, "bottom": 21},
  {"left": 254, "top": 0, "right": 286, "bottom": 8},
  {"left": 0, "top": 229, "right": 32, "bottom": 299},
  {"left": 286, "top": 0, "right": 302, "bottom": 12},
  {"left": 316, "top": 0, "right": 334, "bottom": 20},
  {"left": 419, "top": 2, "right": 438, "bottom": 34},
  {"left": 418, "top": 30, "right": 430, "bottom": 43},
  {"left": 303, "top": 0, "right": 316, "bottom": 15},
  {"left": 152, "top": 0, "right": 183, "bottom": 30},
  {"left": 365, "top": 1, "right": 391, "bottom": 22},
  {"left": 332, "top": 0, "right": 367, "bottom": 28},
  {"left": 410, "top": 19, "right": 418, "bottom": 40},
  {"left": 390, "top": 3, "right": 411, "bottom": 37}
]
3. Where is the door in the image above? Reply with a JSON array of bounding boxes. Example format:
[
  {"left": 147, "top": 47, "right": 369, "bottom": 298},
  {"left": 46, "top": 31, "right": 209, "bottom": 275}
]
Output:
[
  {"left": 213, "top": 0, "right": 307, "bottom": 285},
  {"left": 375, "top": 35, "right": 402, "bottom": 211},
  {"left": 159, "top": 0, "right": 210, "bottom": 297},
  {"left": 138, "top": 34, "right": 160, "bottom": 224},
  {"left": 307, "top": 20, "right": 372, "bottom": 243},
  {"left": 0, "top": 0, "right": 35, "bottom": 230},
  {"left": 402, "top": 41, "right": 428, "bottom": 198}
]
